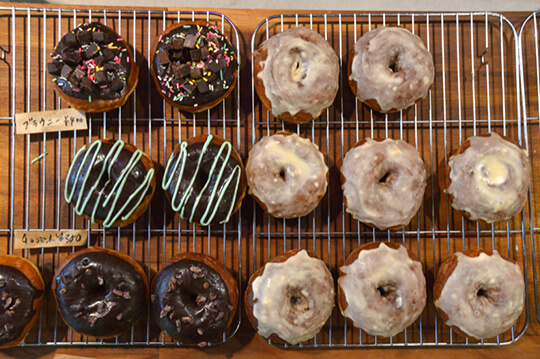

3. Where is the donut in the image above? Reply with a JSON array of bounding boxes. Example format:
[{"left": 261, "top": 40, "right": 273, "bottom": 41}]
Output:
[
  {"left": 52, "top": 247, "right": 148, "bottom": 339},
  {"left": 244, "top": 249, "right": 334, "bottom": 345},
  {"left": 0, "top": 255, "right": 45, "bottom": 348},
  {"left": 151, "top": 252, "right": 238, "bottom": 346},
  {"left": 348, "top": 26, "right": 434, "bottom": 113},
  {"left": 150, "top": 21, "right": 238, "bottom": 113},
  {"left": 340, "top": 138, "right": 427, "bottom": 230},
  {"left": 337, "top": 242, "right": 426, "bottom": 338},
  {"left": 47, "top": 22, "right": 138, "bottom": 113},
  {"left": 253, "top": 26, "right": 340, "bottom": 123},
  {"left": 162, "top": 134, "right": 246, "bottom": 226},
  {"left": 444, "top": 132, "right": 530, "bottom": 223},
  {"left": 245, "top": 132, "right": 328, "bottom": 218},
  {"left": 434, "top": 249, "right": 525, "bottom": 339},
  {"left": 64, "top": 139, "right": 156, "bottom": 228}
]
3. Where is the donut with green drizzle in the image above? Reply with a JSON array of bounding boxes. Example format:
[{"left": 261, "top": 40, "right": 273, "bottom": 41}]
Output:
[
  {"left": 64, "top": 139, "right": 156, "bottom": 228},
  {"left": 48, "top": 22, "right": 139, "bottom": 113},
  {"left": 150, "top": 21, "right": 238, "bottom": 113},
  {"left": 162, "top": 134, "right": 246, "bottom": 226}
]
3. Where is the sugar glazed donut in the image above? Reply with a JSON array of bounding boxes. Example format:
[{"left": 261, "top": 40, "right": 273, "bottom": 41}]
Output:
[
  {"left": 65, "top": 139, "right": 156, "bottom": 228},
  {"left": 162, "top": 134, "right": 246, "bottom": 226},
  {"left": 48, "top": 23, "right": 139, "bottom": 113},
  {"left": 340, "top": 138, "right": 427, "bottom": 230},
  {"left": 348, "top": 26, "right": 434, "bottom": 113},
  {"left": 150, "top": 21, "right": 238, "bottom": 113},
  {"left": 338, "top": 242, "right": 426, "bottom": 337},
  {"left": 245, "top": 249, "right": 334, "bottom": 345},
  {"left": 246, "top": 132, "right": 328, "bottom": 218},
  {"left": 445, "top": 132, "right": 530, "bottom": 223},
  {"left": 434, "top": 249, "right": 525, "bottom": 339},
  {"left": 253, "top": 26, "right": 340, "bottom": 123},
  {"left": 0, "top": 255, "right": 45, "bottom": 348},
  {"left": 151, "top": 252, "right": 238, "bottom": 346},
  {"left": 52, "top": 247, "right": 149, "bottom": 338}
]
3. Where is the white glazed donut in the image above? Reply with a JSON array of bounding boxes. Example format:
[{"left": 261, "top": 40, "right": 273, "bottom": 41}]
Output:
[
  {"left": 246, "top": 132, "right": 328, "bottom": 218},
  {"left": 253, "top": 26, "right": 340, "bottom": 123},
  {"left": 340, "top": 138, "right": 427, "bottom": 230},
  {"left": 338, "top": 242, "right": 426, "bottom": 337},
  {"left": 348, "top": 26, "right": 434, "bottom": 113},
  {"left": 244, "top": 249, "right": 335, "bottom": 345},
  {"left": 434, "top": 249, "right": 525, "bottom": 339},
  {"left": 445, "top": 132, "right": 530, "bottom": 223}
]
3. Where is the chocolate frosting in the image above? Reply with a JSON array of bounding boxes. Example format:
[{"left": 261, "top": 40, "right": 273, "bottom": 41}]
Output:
[
  {"left": 65, "top": 139, "right": 155, "bottom": 228},
  {"left": 54, "top": 251, "right": 147, "bottom": 338},
  {"left": 153, "top": 23, "right": 237, "bottom": 107},
  {"left": 48, "top": 22, "right": 132, "bottom": 101},
  {"left": 162, "top": 135, "right": 243, "bottom": 225},
  {"left": 151, "top": 259, "right": 232, "bottom": 345},
  {"left": 0, "top": 266, "right": 42, "bottom": 346}
]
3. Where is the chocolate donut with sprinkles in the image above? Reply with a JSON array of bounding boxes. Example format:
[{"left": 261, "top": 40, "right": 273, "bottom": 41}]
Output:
[
  {"left": 64, "top": 139, "right": 156, "bottom": 228},
  {"left": 150, "top": 21, "right": 238, "bottom": 113},
  {"left": 48, "top": 22, "right": 139, "bottom": 113}
]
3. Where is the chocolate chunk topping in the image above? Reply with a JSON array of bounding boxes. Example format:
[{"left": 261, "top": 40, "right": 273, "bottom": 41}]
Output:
[
  {"left": 190, "top": 67, "right": 202, "bottom": 79},
  {"left": 85, "top": 42, "right": 100, "bottom": 58},
  {"left": 47, "top": 61, "right": 63, "bottom": 75},
  {"left": 70, "top": 67, "right": 86, "bottom": 85},
  {"left": 183, "top": 34, "right": 197, "bottom": 48},
  {"left": 177, "top": 64, "right": 191, "bottom": 78},
  {"left": 201, "top": 46, "right": 210, "bottom": 60},
  {"left": 110, "top": 78, "right": 124, "bottom": 93},
  {"left": 172, "top": 37, "right": 185, "bottom": 50},
  {"left": 190, "top": 49, "right": 202, "bottom": 62},
  {"left": 54, "top": 250, "right": 147, "bottom": 339},
  {"left": 64, "top": 32, "right": 78, "bottom": 47},
  {"left": 62, "top": 51, "right": 82, "bottom": 65},
  {"left": 196, "top": 81, "right": 209, "bottom": 94},
  {"left": 92, "top": 31, "right": 107, "bottom": 43},
  {"left": 61, "top": 64, "right": 74, "bottom": 79},
  {"left": 206, "top": 60, "right": 220, "bottom": 73},
  {"left": 94, "top": 55, "right": 106, "bottom": 67},
  {"left": 102, "top": 47, "right": 115, "bottom": 60},
  {"left": 157, "top": 51, "right": 170, "bottom": 66},
  {"left": 80, "top": 77, "right": 93, "bottom": 91},
  {"left": 77, "top": 30, "right": 92, "bottom": 45},
  {"left": 95, "top": 70, "right": 108, "bottom": 86}
]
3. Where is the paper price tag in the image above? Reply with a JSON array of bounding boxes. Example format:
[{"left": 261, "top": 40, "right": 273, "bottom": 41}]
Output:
[
  {"left": 15, "top": 108, "right": 87, "bottom": 134},
  {"left": 14, "top": 230, "right": 87, "bottom": 249}
]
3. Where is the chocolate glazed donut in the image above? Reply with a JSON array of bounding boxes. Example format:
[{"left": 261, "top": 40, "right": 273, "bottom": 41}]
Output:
[
  {"left": 151, "top": 252, "right": 238, "bottom": 346},
  {"left": 0, "top": 255, "right": 45, "bottom": 348},
  {"left": 162, "top": 134, "right": 246, "bottom": 226},
  {"left": 65, "top": 139, "right": 156, "bottom": 228},
  {"left": 52, "top": 247, "right": 148, "bottom": 338}
]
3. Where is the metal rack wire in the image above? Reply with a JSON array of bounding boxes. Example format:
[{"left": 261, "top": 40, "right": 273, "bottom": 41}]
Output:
[
  {"left": 0, "top": 7, "right": 242, "bottom": 346},
  {"left": 519, "top": 9, "right": 540, "bottom": 325},
  {"left": 250, "top": 12, "right": 529, "bottom": 347}
]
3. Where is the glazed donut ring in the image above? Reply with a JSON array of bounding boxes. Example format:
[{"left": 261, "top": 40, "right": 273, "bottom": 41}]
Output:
[
  {"left": 445, "top": 132, "right": 530, "bottom": 223},
  {"left": 434, "top": 249, "right": 525, "bottom": 339},
  {"left": 253, "top": 26, "right": 340, "bottom": 123},
  {"left": 348, "top": 26, "right": 434, "bottom": 113},
  {"left": 52, "top": 247, "right": 149, "bottom": 339},
  {"left": 245, "top": 249, "right": 335, "bottom": 345},
  {"left": 0, "top": 255, "right": 45, "bottom": 348},
  {"left": 340, "top": 138, "right": 427, "bottom": 230},
  {"left": 245, "top": 132, "right": 328, "bottom": 218},
  {"left": 338, "top": 242, "right": 426, "bottom": 337}
]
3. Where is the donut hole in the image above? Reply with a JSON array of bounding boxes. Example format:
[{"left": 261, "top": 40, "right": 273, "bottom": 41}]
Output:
[
  {"left": 288, "top": 288, "right": 310, "bottom": 313},
  {"left": 477, "top": 288, "right": 486, "bottom": 298},
  {"left": 378, "top": 171, "right": 397, "bottom": 186},
  {"left": 179, "top": 288, "right": 200, "bottom": 306},
  {"left": 279, "top": 168, "right": 286, "bottom": 181},
  {"left": 196, "top": 169, "right": 210, "bottom": 189},
  {"left": 388, "top": 53, "right": 400, "bottom": 73},
  {"left": 377, "top": 283, "right": 398, "bottom": 303}
]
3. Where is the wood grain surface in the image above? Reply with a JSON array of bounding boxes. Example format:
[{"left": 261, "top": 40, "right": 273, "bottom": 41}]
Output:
[{"left": 0, "top": 3, "right": 539, "bottom": 358}]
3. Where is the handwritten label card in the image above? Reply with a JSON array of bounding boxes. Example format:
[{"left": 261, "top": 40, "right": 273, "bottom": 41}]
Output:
[
  {"left": 14, "top": 230, "right": 87, "bottom": 249},
  {"left": 15, "top": 108, "right": 87, "bottom": 134}
]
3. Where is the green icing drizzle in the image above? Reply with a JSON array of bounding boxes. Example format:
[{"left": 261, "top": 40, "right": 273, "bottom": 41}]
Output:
[
  {"left": 162, "top": 135, "right": 241, "bottom": 226},
  {"left": 64, "top": 139, "right": 155, "bottom": 228}
]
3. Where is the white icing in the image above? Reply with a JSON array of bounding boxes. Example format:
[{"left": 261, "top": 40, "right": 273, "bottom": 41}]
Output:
[
  {"left": 447, "top": 132, "right": 530, "bottom": 223},
  {"left": 246, "top": 133, "right": 328, "bottom": 218},
  {"left": 255, "top": 26, "right": 340, "bottom": 119},
  {"left": 340, "top": 138, "right": 427, "bottom": 229},
  {"left": 350, "top": 26, "right": 434, "bottom": 112},
  {"left": 251, "top": 250, "right": 335, "bottom": 344},
  {"left": 338, "top": 243, "right": 426, "bottom": 337},
  {"left": 435, "top": 251, "right": 525, "bottom": 339}
]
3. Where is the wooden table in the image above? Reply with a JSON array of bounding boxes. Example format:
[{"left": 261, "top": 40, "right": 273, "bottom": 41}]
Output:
[{"left": 1, "top": 4, "right": 540, "bottom": 358}]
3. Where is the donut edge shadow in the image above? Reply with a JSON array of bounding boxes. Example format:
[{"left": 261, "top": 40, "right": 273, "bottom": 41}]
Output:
[
  {"left": 433, "top": 248, "right": 522, "bottom": 340},
  {"left": 51, "top": 23, "right": 140, "bottom": 114},
  {"left": 0, "top": 255, "right": 45, "bottom": 349},
  {"left": 243, "top": 248, "right": 333, "bottom": 346},
  {"left": 51, "top": 247, "right": 149, "bottom": 340},
  {"left": 149, "top": 20, "right": 238, "bottom": 114}
]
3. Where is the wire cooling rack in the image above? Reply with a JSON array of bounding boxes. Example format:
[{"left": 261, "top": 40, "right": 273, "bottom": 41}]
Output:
[
  {"left": 519, "top": 9, "right": 540, "bottom": 325},
  {"left": 0, "top": 7, "right": 242, "bottom": 346},
  {"left": 250, "top": 12, "right": 529, "bottom": 347}
]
